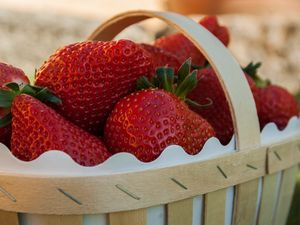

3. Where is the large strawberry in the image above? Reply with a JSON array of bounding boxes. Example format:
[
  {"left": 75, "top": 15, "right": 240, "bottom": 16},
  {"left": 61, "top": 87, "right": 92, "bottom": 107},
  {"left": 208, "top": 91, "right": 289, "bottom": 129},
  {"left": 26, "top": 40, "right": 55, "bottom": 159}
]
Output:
[
  {"left": 140, "top": 43, "right": 181, "bottom": 72},
  {"left": 10, "top": 94, "right": 111, "bottom": 166},
  {"left": 0, "top": 62, "right": 29, "bottom": 147},
  {"left": 154, "top": 16, "right": 230, "bottom": 66},
  {"left": 105, "top": 60, "right": 215, "bottom": 162},
  {"left": 187, "top": 67, "right": 259, "bottom": 145},
  {"left": 245, "top": 62, "right": 299, "bottom": 130},
  {"left": 35, "top": 40, "right": 153, "bottom": 134}
]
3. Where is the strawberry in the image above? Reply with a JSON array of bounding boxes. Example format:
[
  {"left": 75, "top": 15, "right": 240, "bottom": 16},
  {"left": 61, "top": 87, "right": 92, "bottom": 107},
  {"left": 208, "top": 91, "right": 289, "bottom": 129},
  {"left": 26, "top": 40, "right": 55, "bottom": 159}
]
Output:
[
  {"left": 257, "top": 86, "right": 299, "bottom": 129},
  {"left": 140, "top": 43, "right": 181, "bottom": 72},
  {"left": 105, "top": 60, "right": 215, "bottom": 162},
  {"left": 11, "top": 94, "right": 111, "bottom": 166},
  {"left": 187, "top": 67, "right": 259, "bottom": 145},
  {"left": 0, "top": 62, "right": 29, "bottom": 147},
  {"left": 154, "top": 16, "right": 230, "bottom": 66},
  {"left": 198, "top": 16, "right": 230, "bottom": 46},
  {"left": 35, "top": 40, "right": 153, "bottom": 134},
  {"left": 244, "top": 62, "right": 299, "bottom": 130}
]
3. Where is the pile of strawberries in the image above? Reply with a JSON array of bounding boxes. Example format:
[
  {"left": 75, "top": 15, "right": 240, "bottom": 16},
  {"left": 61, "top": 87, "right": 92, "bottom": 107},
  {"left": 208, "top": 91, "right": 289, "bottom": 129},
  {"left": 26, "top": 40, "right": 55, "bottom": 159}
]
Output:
[{"left": 0, "top": 16, "right": 299, "bottom": 166}]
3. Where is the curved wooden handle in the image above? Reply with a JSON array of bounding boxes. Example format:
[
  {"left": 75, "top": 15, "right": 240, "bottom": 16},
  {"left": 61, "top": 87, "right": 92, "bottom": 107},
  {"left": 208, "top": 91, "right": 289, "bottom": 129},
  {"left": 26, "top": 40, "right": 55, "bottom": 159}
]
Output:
[{"left": 87, "top": 10, "right": 261, "bottom": 150}]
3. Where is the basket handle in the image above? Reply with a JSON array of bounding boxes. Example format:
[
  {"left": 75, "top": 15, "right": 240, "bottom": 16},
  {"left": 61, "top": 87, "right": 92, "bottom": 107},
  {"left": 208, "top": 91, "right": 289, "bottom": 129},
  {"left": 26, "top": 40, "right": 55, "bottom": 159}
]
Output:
[{"left": 87, "top": 10, "right": 261, "bottom": 151}]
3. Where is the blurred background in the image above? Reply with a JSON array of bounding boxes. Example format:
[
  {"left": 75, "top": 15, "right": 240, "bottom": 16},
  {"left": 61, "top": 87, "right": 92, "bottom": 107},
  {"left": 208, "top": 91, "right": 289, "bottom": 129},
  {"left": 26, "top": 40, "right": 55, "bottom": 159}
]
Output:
[
  {"left": 0, "top": 0, "right": 299, "bottom": 223},
  {"left": 0, "top": 0, "right": 299, "bottom": 93}
]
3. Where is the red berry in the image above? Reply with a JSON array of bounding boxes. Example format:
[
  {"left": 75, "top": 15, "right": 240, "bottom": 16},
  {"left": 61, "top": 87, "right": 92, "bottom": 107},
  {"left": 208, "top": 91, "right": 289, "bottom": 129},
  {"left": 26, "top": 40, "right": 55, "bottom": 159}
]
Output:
[
  {"left": 154, "top": 16, "right": 230, "bottom": 66},
  {"left": 104, "top": 89, "right": 215, "bottom": 162},
  {"left": 35, "top": 40, "right": 153, "bottom": 134},
  {"left": 257, "top": 85, "right": 299, "bottom": 130},
  {"left": 140, "top": 43, "right": 181, "bottom": 72},
  {"left": 188, "top": 68, "right": 259, "bottom": 144},
  {"left": 0, "top": 62, "right": 29, "bottom": 147},
  {"left": 11, "top": 94, "right": 111, "bottom": 166}
]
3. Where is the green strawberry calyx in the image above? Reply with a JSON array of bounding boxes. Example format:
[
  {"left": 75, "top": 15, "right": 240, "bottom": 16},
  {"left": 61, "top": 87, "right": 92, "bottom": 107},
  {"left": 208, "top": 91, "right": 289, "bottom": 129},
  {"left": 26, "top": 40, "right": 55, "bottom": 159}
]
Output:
[
  {"left": 0, "top": 82, "right": 61, "bottom": 128},
  {"left": 137, "top": 58, "right": 213, "bottom": 109},
  {"left": 243, "top": 62, "right": 271, "bottom": 88}
]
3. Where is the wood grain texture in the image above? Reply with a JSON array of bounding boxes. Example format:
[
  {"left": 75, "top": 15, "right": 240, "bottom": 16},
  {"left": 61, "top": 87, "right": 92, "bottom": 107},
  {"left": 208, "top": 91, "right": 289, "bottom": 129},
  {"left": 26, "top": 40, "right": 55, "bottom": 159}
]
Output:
[
  {"left": 87, "top": 10, "right": 261, "bottom": 150},
  {"left": 18, "top": 214, "right": 82, "bottom": 225},
  {"left": 109, "top": 209, "right": 146, "bottom": 225},
  {"left": 167, "top": 198, "right": 193, "bottom": 225},
  {"left": 0, "top": 147, "right": 267, "bottom": 215},
  {"left": 232, "top": 179, "right": 259, "bottom": 225},
  {"left": 273, "top": 166, "right": 298, "bottom": 225},
  {"left": 0, "top": 210, "right": 18, "bottom": 225},
  {"left": 268, "top": 138, "right": 300, "bottom": 174},
  {"left": 257, "top": 173, "right": 279, "bottom": 225},
  {"left": 203, "top": 189, "right": 226, "bottom": 225}
]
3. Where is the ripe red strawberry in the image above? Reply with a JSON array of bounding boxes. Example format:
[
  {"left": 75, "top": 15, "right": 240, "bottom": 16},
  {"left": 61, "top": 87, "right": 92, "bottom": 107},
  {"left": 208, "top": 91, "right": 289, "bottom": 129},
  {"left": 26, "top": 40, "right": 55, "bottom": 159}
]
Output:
[
  {"left": 0, "top": 62, "right": 29, "bottom": 147},
  {"left": 140, "top": 43, "right": 181, "bottom": 72},
  {"left": 105, "top": 60, "right": 215, "bottom": 162},
  {"left": 35, "top": 40, "right": 153, "bottom": 134},
  {"left": 257, "top": 85, "right": 299, "bottom": 129},
  {"left": 187, "top": 67, "right": 259, "bottom": 145},
  {"left": 104, "top": 89, "right": 215, "bottom": 162},
  {"left": 154, "top": 16, "right": 230, "bottom": 66},
  {"left": 198, "top": 16, "right": 230, "bottom": 46},
  {"left": 11, "top": 94, "right": 111, "bottom": 166},
  {"left": 244, "top": 63, "right": 299, "bottom": 130}
]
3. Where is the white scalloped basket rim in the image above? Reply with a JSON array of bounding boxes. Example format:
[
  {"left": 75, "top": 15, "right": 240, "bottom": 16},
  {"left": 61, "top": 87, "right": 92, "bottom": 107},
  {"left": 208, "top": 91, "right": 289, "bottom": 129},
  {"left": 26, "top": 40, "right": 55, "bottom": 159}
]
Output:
[{"left": 0, "top": 116, "right": 299, "bottom": 177}]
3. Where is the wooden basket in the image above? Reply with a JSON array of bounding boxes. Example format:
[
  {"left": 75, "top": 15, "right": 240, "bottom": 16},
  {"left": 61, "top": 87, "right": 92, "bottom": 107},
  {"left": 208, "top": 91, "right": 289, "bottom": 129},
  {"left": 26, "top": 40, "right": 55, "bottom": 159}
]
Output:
[{"left": 0, "top": 10, "right": 299, "bottom": 225}]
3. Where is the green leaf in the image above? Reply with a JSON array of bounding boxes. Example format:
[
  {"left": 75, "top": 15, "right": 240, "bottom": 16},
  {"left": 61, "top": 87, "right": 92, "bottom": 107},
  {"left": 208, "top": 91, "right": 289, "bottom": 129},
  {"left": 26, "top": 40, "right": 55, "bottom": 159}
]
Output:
[
  {"left": 243, "top": 62, "right": 261, "bottom": 77},
  {"left": 5, "top": 82, "right": 20, "bottom": 92},
  {"left": 34, "top": 87, "right": 62, "bottom": 105},
  {"left": 136, "top": 76, "right": 155, "bottom": 90},
  {"left": 175, "top": 70, "right": 198, "bottom": 100},
  {"left": 242, "top": 62, "right": 270, "bottom": 88},
  {"left": 0, "top": 90, "right": 15, "bottom": 108},
  {"left": 156, "top": 67, "right": 174, "bottom": 93},
  {"left": 0, "top": 113, "right": 12, "bottom": 128},
  {"left": 22, "top": 85, "right": 37, "bottom": 96},
  {"left": 177, "top": 58, "right": 192, "bottom": 86}
]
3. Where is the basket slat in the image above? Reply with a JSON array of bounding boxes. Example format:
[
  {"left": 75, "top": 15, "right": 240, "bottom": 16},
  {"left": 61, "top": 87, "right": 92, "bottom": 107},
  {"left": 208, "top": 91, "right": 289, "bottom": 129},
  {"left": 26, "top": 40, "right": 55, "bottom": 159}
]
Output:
[
  {"left": 19, "top": 215, "right": 83, "bottom": 225},
  {"left": 268, "top": 139, "right": 300, "bottom": 174},
  {"left": 108, "top": 209, "right": 146, "bottom": 225},
  {"left": 233, "top": 179, "right": 259, "bottom": 225},
  {"left": 0, "top": 210, "right": 19, "bottom": 225},
  {"left": 273, "top": 165, "right": 298, "bottom": 225},
  {"left": 0, "top": 146, "right": 268, "bottom": 215},
  {"left": 257, "top": 173, "right": 279, "bottom": 225},
  {"left": 167, "top": 198, "right": 193, "bottom": 225},
  {"left": 203, "top": 189, "right": 226, "bottom": 225}
]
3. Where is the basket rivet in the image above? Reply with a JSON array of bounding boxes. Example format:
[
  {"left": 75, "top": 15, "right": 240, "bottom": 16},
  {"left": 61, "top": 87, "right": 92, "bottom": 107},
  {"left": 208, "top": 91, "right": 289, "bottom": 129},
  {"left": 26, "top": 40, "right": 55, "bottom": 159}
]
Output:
[
  {"left": 115, "top": 184, "right": 141, "bottom": 200},
  {"left": 0, "top": 186, "right": 16, "bottom": 202},
  {"left": 57, "top": 188, "right": 82, "bottom": 205},
  {"left": 273, "top": 151, "right": 282, "bottom": 161},
  {"left": 170, "top": 177, "right": 188, "bottom": 190},
  {"left": 217, "top": 165, "right": 227, "bottom": 179}
]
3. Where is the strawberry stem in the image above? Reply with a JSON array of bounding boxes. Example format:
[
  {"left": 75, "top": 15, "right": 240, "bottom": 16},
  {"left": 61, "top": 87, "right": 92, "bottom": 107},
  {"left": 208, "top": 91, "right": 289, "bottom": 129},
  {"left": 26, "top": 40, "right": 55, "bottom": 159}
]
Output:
[
  {"left": 136, "top": 58, "right": 202, "bottom": 102},
  {"left": 243, "top": 62, "right": 270, "bottom": 88},
  {"left": 186, "top": 97, "right": 213, "bottom": 109}
]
